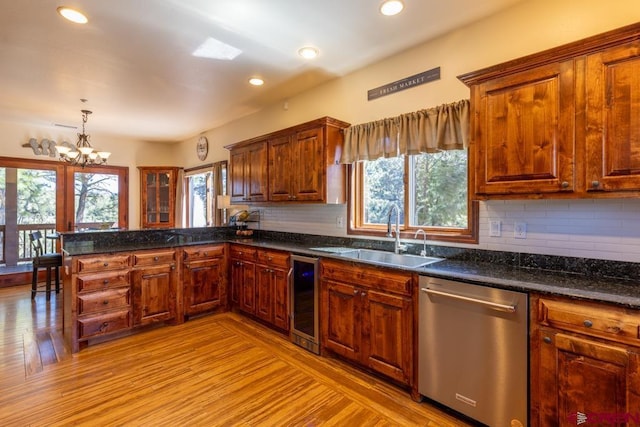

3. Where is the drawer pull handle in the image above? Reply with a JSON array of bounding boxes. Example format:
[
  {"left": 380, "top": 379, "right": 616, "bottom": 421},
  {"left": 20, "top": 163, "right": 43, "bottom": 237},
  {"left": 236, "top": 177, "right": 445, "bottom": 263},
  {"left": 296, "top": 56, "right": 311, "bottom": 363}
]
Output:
[
  {"left": 583, "top": 320, "right": 593, "bottom": 328},
  {"left": 100, "top": 322, "right": 109, "bottom": 331},
  {"left": 543, "top": 336, "right": 552, "bottom": 344}
]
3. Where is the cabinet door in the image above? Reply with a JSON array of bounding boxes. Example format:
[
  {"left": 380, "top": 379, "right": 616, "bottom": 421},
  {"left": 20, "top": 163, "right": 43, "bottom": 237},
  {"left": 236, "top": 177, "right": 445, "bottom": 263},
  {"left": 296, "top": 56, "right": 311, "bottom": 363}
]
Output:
[
  {"left": 292, "top": 127, "right": 324, "bottom": 201},
  {"left": 535, "top": 328, "right": 640, "bottom": 426},
  {"left": 246, "top": 142, "right": 268, "bottom": 202},
  {"left": 585, "top": 41, "right": 640, "bottom": 192},
  {"left": 229, "top": 150, "right": 246, "bottom": 203},
  {"left": 133, "top": 264, "right": 177, "bottom": 325},
  {"left": 268, "top": 134, "right": 294, "bottom": 201},
  {"left": 184, "top": 258, "right": 224, "bottom": 315},
  {"left": 363, "top": 289, "right": 413, "bottom": 385},
  {"left": 272, "top": 267, "right": 290, "bottom": 331},
  {"left": 139, "top": 168, "right": 177, "bottom": 228},
  {"left": 473, "top": 60, "right": 575, "bottom": 195},
  {"left": 255, "top": 266, "right": 273, "bottom": 323},
  {"left": 239, "top": 261, "right": 256, "bottom": 315},
  {"left": 323, "top": 279, "right": 361, "bottom": 362}
]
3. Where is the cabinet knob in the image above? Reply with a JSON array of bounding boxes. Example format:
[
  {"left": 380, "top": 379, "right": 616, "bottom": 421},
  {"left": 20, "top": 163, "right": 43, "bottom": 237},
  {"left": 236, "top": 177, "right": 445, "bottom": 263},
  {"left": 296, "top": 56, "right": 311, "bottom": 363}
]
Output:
[
  {"left": 103, "top": 300, "right": 109, "bottom": 305},
  {"left": 103, "top": 279, "right": 109, "bottom": 285},
  {"left": 361, "top": 291, "right": 367, "bottom": 297},
  {"left": 591, "top": 181, "right": 600, "bottom": 188},
  {"left": 154, "top": 256, "right": 159, "bottom": 261},
  {"left": 103, "top": 262, "right": 109, "bottom": 267},
  {"left": 583, "top": 319, "right": 593, "bottom": 328},
  {"left": 543, "top": 336, "right": 552, "bottom": 344},
  {"left": 204, "top": 252, "right": 208, "bottom": 256},
  {"left": 268, "top": 257, "right": 273, "bottom": 261},
  {"left": 561, "top": 181, "right": 569, "bottom": 188},
  {"left": 353, "top": 289, "right": 359, "bottom": 295}
]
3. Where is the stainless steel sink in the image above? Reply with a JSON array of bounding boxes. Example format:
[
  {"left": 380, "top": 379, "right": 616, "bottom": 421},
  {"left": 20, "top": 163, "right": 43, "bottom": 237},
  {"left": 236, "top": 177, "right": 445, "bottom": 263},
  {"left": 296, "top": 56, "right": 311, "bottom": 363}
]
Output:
[{"left": 338, "top": 248, "right": 443, "bottom": 268}]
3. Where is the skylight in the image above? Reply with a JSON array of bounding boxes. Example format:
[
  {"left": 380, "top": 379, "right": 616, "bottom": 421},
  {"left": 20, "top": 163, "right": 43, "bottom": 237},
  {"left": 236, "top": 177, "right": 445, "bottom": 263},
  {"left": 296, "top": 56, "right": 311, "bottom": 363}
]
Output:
[{"left": 193, "top": 37, "right": 242, "bottom": 60}]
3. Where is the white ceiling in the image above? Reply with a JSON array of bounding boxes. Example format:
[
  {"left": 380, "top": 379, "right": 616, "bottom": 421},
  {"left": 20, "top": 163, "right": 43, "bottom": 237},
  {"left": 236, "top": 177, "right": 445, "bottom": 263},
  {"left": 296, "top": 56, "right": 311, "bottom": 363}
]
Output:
[{"left": 0, "top": 0, "right": 523, "bottom": 142}]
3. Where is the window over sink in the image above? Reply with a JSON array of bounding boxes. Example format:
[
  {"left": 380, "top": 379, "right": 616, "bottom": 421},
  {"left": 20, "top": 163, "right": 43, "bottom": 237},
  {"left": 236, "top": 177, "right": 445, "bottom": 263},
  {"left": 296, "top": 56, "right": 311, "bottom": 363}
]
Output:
[{"left": 350, "top": 149, "right": 477, "bottom": 243}]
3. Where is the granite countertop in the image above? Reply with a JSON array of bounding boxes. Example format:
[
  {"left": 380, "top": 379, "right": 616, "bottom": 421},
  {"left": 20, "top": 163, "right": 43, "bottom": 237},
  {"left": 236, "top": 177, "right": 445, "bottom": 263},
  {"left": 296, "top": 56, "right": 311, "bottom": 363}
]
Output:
[{"left": 60, "top": 229, "right": 640, "bottom": 309}]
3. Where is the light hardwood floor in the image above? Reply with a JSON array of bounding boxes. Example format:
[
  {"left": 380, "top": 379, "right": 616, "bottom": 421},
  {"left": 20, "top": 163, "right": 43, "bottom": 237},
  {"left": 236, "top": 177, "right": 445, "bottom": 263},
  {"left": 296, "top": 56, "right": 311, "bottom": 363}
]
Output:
[{"left": 0, "top": 285, "right": 470, "bottom": 426}]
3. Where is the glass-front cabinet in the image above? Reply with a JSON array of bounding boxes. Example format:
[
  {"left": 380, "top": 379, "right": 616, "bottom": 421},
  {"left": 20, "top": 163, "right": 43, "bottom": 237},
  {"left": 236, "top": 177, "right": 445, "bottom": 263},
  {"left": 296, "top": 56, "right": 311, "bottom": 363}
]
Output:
[{"left": 138, "top": 167, "right": 180, "bottom": 229}]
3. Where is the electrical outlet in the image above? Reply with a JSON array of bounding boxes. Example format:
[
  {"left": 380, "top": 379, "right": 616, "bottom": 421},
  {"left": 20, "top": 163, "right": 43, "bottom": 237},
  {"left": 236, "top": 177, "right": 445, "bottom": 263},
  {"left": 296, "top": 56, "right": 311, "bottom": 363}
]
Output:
[
  {"left": 489, "top": 220, "right": 501, "bottom": 237},
  {"left": 514, "top": 222, "right": 527, "bottom": 239},
  {"left": 336, "top": 216, "right": 344, "bottom": 228}
]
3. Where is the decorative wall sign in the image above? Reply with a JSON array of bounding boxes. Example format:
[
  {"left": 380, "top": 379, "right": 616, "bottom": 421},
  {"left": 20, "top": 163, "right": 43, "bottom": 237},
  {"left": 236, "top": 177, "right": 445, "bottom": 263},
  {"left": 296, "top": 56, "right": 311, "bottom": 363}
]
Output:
[{"left": 367, "top": 67, "right": 441, "bottom": 101}]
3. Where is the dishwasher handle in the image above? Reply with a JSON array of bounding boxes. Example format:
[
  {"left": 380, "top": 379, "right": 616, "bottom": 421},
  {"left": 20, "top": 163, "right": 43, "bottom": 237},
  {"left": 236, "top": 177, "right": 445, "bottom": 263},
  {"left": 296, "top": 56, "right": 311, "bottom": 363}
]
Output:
[{"left": 421, "top": 287, "right": 517, "bottom": 313}]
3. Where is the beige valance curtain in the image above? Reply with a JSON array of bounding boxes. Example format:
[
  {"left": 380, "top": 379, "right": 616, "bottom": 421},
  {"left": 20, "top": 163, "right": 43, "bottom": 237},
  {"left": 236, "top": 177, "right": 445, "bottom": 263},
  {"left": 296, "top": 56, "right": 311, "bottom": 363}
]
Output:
[{"left": 340, "top": 99, "right": 470, "bottom": 163}]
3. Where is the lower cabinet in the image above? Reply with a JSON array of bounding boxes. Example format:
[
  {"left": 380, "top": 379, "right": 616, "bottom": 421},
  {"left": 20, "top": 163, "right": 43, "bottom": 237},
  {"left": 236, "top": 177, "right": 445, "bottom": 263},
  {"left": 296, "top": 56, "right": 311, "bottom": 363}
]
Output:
[
  {"left": 255, "top": 249, "right": 291, "bottom": 331},
  {"left": 132, "top": 249, "right": 178, "bottom": 326},
  {"left": 530, "top": 294, "right": 640, "bottom": 426},
  {"left": 229, "top": 245, "right": 291, "bottom": 332},
  {"left": 183, "top": 245, "right": 226, "bottom": 317},
  {"left": 320, "top": 259, "right": 415, "bottom": 389},
  {"left": 229, "top": 245, "right": 257, "bottom": 315},
  {"left": 69, "top": 253, "right": 133, "bottom": 352}
]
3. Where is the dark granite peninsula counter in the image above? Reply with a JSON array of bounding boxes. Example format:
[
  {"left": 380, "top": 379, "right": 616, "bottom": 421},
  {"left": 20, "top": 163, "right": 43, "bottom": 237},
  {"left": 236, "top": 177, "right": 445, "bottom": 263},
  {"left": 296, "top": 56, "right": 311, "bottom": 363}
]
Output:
[{"left": 61, "top": 228, "right": 640, "bottom": 309}]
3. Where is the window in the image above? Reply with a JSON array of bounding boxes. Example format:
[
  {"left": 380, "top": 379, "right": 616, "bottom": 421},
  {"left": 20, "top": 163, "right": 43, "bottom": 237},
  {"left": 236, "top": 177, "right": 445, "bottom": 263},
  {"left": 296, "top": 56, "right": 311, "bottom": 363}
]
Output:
[
  {"left": 183, "top": 161, "right": 227, "bottom": 228},
  {"left": 351, "top": 149, "right": 478, "bottom": 243}
]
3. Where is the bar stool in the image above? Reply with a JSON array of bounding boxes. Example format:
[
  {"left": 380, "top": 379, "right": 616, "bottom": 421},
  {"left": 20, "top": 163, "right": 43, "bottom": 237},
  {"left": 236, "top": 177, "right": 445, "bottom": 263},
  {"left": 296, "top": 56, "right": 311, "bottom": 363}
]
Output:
[{"left": 29, "top": 231, "right": 62, "bottom": 300}]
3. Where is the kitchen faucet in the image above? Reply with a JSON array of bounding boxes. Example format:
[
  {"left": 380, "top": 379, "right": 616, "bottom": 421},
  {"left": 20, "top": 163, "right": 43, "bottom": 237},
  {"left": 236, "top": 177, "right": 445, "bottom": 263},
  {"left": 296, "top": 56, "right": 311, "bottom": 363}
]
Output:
[
  {"left": 386, "top": 203, "right": 407, "bottom": 254},
  {"left": 414, "top": 229, "right": 427, "bottom": 257}
]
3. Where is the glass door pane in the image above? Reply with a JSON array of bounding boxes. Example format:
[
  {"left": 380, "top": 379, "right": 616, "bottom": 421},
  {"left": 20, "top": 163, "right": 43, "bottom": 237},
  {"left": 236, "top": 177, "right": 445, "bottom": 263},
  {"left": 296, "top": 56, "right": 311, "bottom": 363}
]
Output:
[
  {"left": 74, "top": 172, "right": 119, "bottom": 231},
  {"left": 17, "top": 168, "right": 57, "bottom": 258},
  {"left": 187, "top": 172, "right": 211, "bottom": 227},
  {"left": 159, "top": 172, "right": 170, "bottom": 224}
]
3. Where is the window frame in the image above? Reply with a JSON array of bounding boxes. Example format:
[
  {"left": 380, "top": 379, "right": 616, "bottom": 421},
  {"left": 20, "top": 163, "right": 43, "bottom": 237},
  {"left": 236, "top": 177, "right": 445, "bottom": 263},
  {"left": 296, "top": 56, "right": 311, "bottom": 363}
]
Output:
[{"left": 347, "top": 151, "right": 478, "bottom": 244}]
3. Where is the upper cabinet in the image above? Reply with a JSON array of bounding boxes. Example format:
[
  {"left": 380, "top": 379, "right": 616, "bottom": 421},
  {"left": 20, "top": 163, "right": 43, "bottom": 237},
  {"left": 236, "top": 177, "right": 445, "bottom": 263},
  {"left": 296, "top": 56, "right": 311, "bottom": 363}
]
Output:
[
  {"left": 138, "top": 167, "right": 180, "bottom": 229},
  {"left": 225, "top": 117, "right": 350, "bottom": 204},
  {"left": 459, "top": 23, "right": 640, "bottom": 199}
]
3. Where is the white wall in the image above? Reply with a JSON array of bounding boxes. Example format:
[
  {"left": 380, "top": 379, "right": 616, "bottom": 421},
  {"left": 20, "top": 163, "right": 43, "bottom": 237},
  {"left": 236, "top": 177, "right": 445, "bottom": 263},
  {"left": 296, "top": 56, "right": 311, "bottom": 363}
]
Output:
[{"left": 177, "top": 0, "right": 640, "bottom": 262}]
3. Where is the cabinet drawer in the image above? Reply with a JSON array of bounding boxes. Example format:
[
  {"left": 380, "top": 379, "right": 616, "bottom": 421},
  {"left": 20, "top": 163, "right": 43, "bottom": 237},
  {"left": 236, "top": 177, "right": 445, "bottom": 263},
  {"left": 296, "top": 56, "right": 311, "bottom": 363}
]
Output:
[
  {"left": 230, "top": 245, "right": 257, "bottom": 261},
  {"left": 257, "top": 250, "right": 289, "bottom": 269},
  {"left": 183, "top": 245, "right": 224, "bottom": 261},
  {"left": 133, "top": 250, "right": 176, "bottom": 266},
  {"left": 77, "top": 254, "right": 131, "bottom": 273},
  {"left": 538, "top": 298, "right": 640, "bottom": 346},
  {"left": 78, "top": 288, "right": 131, "bottom": 315},
  {"left": 78, "top": 310, "right": 131, "bottom": 340},
  {"left": 320, "top": 259, "right": 413, "bottom": 296},
  {"left": 77, "top": 270, "right": 130, "bottom": 292}
]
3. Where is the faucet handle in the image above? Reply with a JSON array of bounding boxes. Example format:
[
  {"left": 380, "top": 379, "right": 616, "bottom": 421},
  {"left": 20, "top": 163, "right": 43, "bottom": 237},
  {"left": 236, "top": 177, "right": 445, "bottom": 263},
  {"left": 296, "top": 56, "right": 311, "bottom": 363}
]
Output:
[{"left": 397, "top": 243, "right": 408, "bottom": 253}]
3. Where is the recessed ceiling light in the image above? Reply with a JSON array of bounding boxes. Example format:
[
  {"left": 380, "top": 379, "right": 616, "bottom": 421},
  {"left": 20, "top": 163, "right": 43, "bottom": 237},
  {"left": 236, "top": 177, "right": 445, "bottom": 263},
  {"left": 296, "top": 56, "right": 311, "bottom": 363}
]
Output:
[
  {"left": 379, "top": 0, "right": 404, "bottom": 16},
  {"left": 298, "top": 46, "right": 319, "bottom": 59},
  {"left": 249, "top": 77, "right": 264, "bottom": 86},
  {"left": 193, "top": 37, "right": 242, "bottom": 60},
  {"left": 57, "top": 6, "right": 88, "bottom": 24}
]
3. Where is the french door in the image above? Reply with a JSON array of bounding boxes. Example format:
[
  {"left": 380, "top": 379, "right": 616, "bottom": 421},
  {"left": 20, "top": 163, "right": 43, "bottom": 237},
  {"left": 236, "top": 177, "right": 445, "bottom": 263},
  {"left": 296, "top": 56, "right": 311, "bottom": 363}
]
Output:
[{"left": 0, "top": 157, "right": 128, "bottom": 266}]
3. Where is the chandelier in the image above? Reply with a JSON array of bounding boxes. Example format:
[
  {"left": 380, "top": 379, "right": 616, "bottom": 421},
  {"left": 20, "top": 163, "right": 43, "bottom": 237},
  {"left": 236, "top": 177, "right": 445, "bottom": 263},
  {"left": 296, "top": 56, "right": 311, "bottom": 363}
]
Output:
[{"left": 56, "top": 110, "right": 111, "bottom": 166}]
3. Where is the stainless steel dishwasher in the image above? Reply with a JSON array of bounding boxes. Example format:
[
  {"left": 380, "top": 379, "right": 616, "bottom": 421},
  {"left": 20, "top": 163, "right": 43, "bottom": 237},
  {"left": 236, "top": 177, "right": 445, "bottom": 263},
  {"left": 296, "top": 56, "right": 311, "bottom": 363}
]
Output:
[{"left": 419, "top": 276, "right": 528, "bottom": 427}]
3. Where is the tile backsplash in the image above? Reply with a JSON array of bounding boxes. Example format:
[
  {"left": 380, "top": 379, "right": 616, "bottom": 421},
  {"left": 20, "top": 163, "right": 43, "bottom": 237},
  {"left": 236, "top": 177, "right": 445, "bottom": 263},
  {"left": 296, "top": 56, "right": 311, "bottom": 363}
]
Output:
[{"left": 253, "top": 199, "right": 640, "bottom": 263}]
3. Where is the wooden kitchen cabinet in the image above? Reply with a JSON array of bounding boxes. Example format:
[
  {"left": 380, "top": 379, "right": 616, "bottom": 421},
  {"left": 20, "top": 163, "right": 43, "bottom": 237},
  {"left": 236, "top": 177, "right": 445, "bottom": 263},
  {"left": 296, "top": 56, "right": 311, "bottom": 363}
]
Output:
[
  {"left": 320, "top": 259, "right": 415, "bottom": 389},
  {"left": 183, "top": 244, "right": 226, "bottom": 317},
  {"left": 228, "top": 141, "right": 268, "bottom": 203},
  {"left": 585, "top": 40, "right": 640, "bottom": 193},
  {"left": 255, "top": 249, "right": 291, "bottom": 331},
  {"left": 463, "top": 60, "right": 575, "bottom": 196},
  {"left": 530, "top": 295, "right": 640, "bottom": 426},
  {"left": 68, "top": 253, "right": 132, "bottom": 352},
  {"left": 459, "top": 23, "right": 640, "bottom": 199},
  {"left": 139, "top": 167, "right": 180, "bottom": 228},
  {"left": 229, "top": 245, "right": 257, "bottom": 315},
  {"left": 131, "top": 249, "right": 179, "bottom": 326},
  {"left": 226, "top": 117, "right": 350, "bottom": 204}
]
